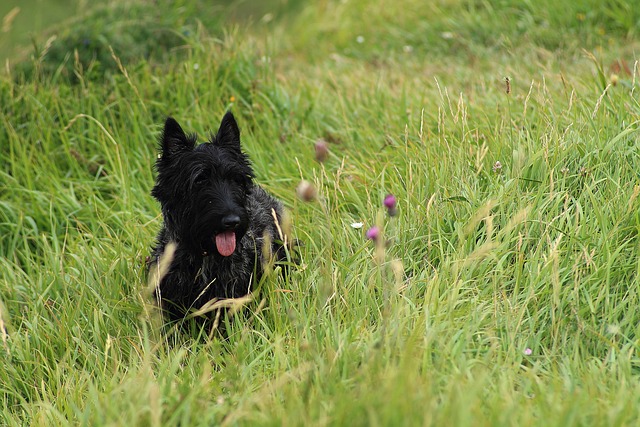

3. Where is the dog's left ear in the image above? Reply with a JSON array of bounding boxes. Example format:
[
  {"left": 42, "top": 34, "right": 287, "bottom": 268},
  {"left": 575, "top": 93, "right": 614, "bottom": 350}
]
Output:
[
  {"left": 215, "top": 111, "right": 241, "bottom": 152},
  {"left": 161, "top": 117, "right": 195, "bottom": 159}
]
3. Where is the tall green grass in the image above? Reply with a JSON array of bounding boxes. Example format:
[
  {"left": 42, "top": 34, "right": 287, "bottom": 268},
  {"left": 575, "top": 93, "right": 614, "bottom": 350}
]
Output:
[{"left": 1, "top": 0, "right": 640, "bottom": 425}]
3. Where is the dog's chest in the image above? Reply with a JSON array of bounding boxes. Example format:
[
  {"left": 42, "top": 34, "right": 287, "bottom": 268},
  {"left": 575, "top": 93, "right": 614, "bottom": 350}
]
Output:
[{"left": 193, "top": 253, "right": 253, "bottom": 295}]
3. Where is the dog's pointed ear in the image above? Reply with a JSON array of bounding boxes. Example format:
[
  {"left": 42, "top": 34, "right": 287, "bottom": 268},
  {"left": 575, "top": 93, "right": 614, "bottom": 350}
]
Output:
[
  {"left": 215, "top": 111, "right": 241, "bottom": 151},
  {"left": 160, "top": 117, "right": 194, "bottom": 158}
]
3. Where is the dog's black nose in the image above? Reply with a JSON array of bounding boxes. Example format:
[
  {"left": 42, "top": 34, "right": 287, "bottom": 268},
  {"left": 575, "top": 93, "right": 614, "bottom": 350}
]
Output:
[{"left": 222, "top": 214, "right": 241, "bottom": 230}]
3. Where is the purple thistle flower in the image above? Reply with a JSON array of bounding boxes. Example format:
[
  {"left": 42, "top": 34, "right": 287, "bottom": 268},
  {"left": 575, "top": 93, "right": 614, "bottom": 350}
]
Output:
[
  {"left": 366, "top": 226, "right": 380, "bottom": 241},
  {"left": 523, "top": 348, "right": 532, "bottom": 356},
  {"left": 384, "top": 194, "right": 398, "bottom": 217},
  {"left": 384, "top": 194, "right": 396, "bottom": 209},
  {"left": 314, "top": 139, "right": 329, "bottom": 163}
]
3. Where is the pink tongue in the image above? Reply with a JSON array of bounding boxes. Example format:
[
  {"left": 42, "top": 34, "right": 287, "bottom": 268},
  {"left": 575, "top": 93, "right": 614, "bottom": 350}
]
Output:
[{"left": 215, "top": 231, "right": 236, "bottom": 257}]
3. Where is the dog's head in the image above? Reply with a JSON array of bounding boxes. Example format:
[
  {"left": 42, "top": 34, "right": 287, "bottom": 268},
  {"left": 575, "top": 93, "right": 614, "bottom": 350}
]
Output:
[{"left": 152, "top": 112, "right": 254, "bottom": 258}]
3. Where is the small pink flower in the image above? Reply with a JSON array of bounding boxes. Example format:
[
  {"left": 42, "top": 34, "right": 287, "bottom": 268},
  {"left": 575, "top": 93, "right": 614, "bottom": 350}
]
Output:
[
  {"left": 523, "top": 348, "right": 532, "bottom": 356},
  {"left": 314, "top": 139, "right": 329, "bottom": 163},
  {"left": 384, "top": 194, "right": 396, "bottom": 209},
  {"left": 366, "top": 226, "right": 380, "bottom": 241},
  {"left": 383, "top": 194, "right": 398, "bottom": 217}
]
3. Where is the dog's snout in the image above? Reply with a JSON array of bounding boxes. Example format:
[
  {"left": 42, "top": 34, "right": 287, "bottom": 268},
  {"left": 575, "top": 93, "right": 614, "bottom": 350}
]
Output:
[{"left": 222, "top": 214, "right": 241, "bottom": 230}]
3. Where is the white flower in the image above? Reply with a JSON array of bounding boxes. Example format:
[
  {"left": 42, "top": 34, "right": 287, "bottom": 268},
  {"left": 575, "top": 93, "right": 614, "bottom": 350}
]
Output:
[
  {"left": 350, "top": 222, "right": 364, "bottom": 229},
  {"left": 493, "top": 161, "right": 502, "bottom": 173}
]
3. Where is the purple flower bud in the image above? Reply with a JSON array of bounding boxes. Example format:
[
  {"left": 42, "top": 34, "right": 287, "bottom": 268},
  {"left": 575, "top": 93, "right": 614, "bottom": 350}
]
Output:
[
  {"left": 296, "top": 180, "right": 317, "bottom": 202},
  {"left": 384, "top": 194, "right": 398, "bottom": 217},
  {"left": 314, "top": 139, "right": 329, "bottom": 163},
  {"left": 384, "top": 194, "right": 396, "bottom": 209},
  {"left": 365, "top": 226, "right": 380, "bottom": 241}
]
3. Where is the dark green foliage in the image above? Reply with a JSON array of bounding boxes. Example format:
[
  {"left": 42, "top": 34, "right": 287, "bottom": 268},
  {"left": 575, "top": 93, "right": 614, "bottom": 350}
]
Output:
[{"left": 11, "top": 1, "right": 215, "bottom": 83}]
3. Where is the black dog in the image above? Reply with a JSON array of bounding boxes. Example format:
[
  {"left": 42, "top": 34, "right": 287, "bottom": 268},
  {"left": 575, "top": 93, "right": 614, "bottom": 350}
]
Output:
[{"left": 149, "top": 112, "right": 290, "bottom": 325}]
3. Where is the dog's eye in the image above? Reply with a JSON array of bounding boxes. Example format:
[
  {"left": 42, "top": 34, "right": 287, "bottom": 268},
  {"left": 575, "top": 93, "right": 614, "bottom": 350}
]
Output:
[
  {"left": 229, "top": 175, "right": 246, "bottom": 186},
  {"left": 193, "top": 172, "right": 208, "bottom": 186}
]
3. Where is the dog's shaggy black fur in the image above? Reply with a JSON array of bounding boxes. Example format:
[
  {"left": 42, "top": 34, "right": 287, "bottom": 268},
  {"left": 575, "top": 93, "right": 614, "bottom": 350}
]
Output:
[{"left": 149, "top": 112, "right": 288, "bottom": 324}]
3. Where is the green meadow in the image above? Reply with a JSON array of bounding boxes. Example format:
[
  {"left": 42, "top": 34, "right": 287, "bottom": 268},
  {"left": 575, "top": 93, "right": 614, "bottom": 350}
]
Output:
[{"left": 1, "top": 0, "right": 640, "bottom": 425}]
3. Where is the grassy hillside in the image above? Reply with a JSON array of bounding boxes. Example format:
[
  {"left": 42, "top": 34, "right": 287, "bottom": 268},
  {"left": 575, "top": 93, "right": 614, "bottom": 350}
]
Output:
[{"left": 1, "top": 0, "right": 640, "bottom": 425}]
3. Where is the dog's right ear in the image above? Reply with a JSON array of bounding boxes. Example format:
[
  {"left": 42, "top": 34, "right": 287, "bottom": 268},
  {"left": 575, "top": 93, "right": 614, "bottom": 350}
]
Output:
[{"left": 160, "top": 117, "right": 195, "bottom": 159}]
